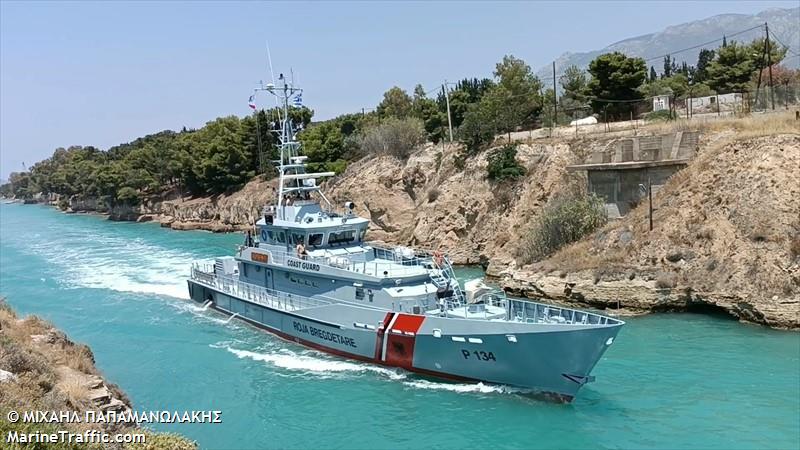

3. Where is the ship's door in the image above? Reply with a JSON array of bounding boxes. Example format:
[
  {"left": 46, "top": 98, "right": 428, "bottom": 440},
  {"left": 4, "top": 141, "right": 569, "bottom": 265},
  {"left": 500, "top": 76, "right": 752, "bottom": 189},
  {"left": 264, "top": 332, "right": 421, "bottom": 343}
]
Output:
[{"left": 265, "top": 269, "right": 274, "bottom": 290}]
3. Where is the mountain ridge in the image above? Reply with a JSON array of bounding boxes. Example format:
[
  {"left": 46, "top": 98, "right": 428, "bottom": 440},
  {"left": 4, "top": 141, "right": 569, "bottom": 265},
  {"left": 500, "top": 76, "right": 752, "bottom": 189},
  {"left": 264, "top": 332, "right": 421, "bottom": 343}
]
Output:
[{"left": 537, "top": 7, "right": 800, "bottom": 80}]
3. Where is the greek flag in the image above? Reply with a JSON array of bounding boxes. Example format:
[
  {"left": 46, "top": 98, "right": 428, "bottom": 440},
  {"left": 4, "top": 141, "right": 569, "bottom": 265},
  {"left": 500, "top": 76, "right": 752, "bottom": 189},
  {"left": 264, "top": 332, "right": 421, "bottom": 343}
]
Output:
[{"left": 293, "top": 93, "right": 303, "bottom": 108}]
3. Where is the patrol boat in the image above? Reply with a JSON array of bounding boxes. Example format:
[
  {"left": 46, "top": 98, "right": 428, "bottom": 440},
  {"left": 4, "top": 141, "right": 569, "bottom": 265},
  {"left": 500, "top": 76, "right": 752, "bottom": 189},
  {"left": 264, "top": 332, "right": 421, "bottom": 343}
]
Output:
[{"left": 187, "top": 78, "right": 624, "bottom": 402}]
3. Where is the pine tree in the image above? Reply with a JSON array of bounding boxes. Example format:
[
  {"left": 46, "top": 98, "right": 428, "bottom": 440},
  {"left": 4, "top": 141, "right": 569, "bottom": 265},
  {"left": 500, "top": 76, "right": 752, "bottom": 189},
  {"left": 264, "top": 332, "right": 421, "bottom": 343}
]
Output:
[{"left": 663, "top": 55, "right": 672, "bottom": 78}]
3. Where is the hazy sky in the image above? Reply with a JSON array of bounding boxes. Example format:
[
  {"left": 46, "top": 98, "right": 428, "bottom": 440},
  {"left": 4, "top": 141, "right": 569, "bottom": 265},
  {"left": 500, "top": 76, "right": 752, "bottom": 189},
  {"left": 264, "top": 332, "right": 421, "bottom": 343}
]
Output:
[{"left": 1, "top": 0, "right": 796, "bottom": 179}]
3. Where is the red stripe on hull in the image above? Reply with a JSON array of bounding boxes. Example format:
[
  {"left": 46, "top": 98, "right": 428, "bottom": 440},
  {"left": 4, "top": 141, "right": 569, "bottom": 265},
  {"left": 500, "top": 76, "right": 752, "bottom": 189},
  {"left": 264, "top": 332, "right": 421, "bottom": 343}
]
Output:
[
  {"left": 204, "top": 303, "right": 575, "bottom": 403},
  {"left": 390, "top": 314, "right": 425, "bottom": 333},
  {"left": 211, "top": 305, "right": 476, "bottom": 383}
]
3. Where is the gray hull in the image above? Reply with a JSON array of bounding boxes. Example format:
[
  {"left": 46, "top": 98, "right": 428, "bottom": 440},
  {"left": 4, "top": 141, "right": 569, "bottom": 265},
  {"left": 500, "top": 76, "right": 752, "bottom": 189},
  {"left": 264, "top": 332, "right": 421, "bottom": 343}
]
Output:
[{"left": 189, "top": 279, "right": 622, "bottom": 401}]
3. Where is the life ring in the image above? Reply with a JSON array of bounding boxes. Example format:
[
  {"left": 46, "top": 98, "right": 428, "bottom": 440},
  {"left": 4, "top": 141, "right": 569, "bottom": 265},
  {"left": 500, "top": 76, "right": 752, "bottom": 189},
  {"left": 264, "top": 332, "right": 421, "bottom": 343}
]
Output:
[{"left": 260, "top": 228, "right": 268, "bottom": 242}]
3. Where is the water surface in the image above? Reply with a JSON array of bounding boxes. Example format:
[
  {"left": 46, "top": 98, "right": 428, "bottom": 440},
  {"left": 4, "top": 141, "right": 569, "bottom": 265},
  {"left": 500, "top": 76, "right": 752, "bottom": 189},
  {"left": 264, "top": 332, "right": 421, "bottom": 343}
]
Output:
[{"left": 1, "top": 204, "right": 798, "bottom": 450}]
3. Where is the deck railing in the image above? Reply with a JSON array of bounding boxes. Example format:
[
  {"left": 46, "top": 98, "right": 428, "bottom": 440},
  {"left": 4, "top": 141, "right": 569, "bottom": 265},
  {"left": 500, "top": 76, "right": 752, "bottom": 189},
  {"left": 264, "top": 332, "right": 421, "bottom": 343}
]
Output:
[
  {"left": 439, "top": 294, "right": 622, "bottom": 326},
  {"left": 239, "top": 243, "right": 435, "bottom": 278},
  {"left": 191, "top": 264, "right": 332, "bottom": 312}
]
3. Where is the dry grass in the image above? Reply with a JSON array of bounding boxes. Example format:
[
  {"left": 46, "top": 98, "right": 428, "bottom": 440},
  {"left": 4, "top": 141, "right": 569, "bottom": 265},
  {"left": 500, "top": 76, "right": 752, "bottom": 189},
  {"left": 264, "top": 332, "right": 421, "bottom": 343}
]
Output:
[
  {"left": 644, "top": 110, "right": 800, "bottom": 138},
  {"left": 56, "top": 370, "right": 91, "bottom": 409},
  {"left": 0, "top": 299, "right": 197, "bottom": 449}
]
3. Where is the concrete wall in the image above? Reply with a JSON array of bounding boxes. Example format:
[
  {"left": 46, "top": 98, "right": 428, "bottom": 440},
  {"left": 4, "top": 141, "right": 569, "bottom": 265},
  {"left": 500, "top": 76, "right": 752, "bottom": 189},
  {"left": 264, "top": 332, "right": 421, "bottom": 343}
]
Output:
[
  {"left": 588, "top": 131, "right": 699, "bottom": 164},
  {"left": 588, "top": 165, "right": 683, "bottom": 218}
]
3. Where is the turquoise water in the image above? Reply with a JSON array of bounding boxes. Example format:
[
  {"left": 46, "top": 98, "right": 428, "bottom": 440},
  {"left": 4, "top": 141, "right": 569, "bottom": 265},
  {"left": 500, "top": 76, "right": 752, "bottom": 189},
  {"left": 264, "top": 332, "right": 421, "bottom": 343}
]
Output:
[{"left": 1, "top": 203, "right": 798, "bottom": 450}]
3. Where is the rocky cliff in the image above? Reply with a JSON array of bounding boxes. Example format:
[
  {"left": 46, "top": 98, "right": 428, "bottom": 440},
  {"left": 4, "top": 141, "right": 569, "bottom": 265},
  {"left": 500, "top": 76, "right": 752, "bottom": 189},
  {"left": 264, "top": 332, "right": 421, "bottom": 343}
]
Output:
[
  {"left": 501, "top": 131, "right": 800, "bottom": 329},
  {"left": 0, "top": 299, "right": 196, "bottom": 449},
  {"left": 325, "top": 141, "right": 585, "bottom": 265}
]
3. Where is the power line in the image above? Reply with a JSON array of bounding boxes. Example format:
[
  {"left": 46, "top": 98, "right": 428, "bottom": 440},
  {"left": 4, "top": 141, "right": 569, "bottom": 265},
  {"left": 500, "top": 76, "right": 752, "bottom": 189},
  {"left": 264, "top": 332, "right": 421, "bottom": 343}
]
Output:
[
  {"left": 642, "top": 23, "right": 765, "bottom": 63},
  {"left": 768, "top": 31, "right": 800, "bottom": 57}
]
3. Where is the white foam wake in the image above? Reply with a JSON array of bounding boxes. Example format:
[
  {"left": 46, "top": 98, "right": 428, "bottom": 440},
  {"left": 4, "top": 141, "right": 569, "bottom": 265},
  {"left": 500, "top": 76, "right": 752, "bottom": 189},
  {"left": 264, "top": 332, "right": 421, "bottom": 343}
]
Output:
[
  {"left": 25, "top": 235, "right": 204, "bottom": 299},
  {"left": 401, "top": 379, "right": 528, "bottom": 395},
  {"left": 217, "top": 345, "right": 407, "bottom": 380}
]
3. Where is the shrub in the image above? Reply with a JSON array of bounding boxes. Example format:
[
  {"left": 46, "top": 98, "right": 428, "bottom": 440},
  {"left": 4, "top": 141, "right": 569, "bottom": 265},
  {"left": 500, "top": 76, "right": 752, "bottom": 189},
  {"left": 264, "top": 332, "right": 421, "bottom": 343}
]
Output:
[
  {"left": 486, "top": 144, "right": 525, "bottom": 181},
  {"left": 427, "top": 187, "right": 440, "bottom": 203},
  {"left": 644, "top": 109, "right": 674, "bottom": 122},
  {"left": 356, "top": 117, "right": 425, "bottom": 159},
  {"left": 518, "top": 192, "right": 608, "bottom": 264}
]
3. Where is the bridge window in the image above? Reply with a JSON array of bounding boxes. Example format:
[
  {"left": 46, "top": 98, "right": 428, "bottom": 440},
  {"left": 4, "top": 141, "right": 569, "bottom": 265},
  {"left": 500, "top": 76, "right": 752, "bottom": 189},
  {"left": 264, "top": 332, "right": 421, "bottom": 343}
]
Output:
[
  {"left": 276, "top": 231, "right": 286, "bottom": 244},
  {"left": 289, "top": 232, "right": 305, "bottom": 245},
  {"left": 309, "top": 233, "right": 323, "bottom": 247},
  {"left": 358, "top": 228, "right": 366, "bottom": 242},
  {"left": 329, "top": 230, "right": 355, "bottom": 245}
]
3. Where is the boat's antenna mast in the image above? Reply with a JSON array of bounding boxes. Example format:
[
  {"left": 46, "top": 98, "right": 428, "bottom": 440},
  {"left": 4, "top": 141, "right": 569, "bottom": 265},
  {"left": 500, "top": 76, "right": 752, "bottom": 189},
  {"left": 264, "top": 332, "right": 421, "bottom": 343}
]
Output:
[{"left": 266, "top": 41, "right": 280, "bottom": 114}]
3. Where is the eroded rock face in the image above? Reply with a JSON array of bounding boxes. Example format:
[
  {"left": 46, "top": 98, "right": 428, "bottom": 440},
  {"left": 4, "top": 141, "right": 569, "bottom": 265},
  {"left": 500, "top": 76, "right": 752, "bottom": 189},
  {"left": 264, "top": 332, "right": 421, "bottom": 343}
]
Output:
[
  {"left": 146, "top": 178, "right": 276, "bottom": 232},
  {"left": 325, "top": 142, "right": 584, "bottom": 266},
  {"left": 501, "top": 269, "right": 799, "bottom": 329},
  {"left": 499, "top": 134, "right": 800, "bottom": 329}
]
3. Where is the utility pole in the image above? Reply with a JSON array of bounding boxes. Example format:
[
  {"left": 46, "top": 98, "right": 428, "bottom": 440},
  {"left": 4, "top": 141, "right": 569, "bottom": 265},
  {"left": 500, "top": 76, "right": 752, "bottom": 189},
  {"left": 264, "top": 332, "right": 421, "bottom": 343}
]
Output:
[
  {"left": 443, "top": 80, "right": 454, "bottom": 142},
  {"left": 766, "top": 22, "right": 775, "bottom": 110},
  {"left": 552, "top": 61, "right": 557, "bottom": 129},
  {"left": 648, "top": 177, "right": 653, "bottom": 231}
]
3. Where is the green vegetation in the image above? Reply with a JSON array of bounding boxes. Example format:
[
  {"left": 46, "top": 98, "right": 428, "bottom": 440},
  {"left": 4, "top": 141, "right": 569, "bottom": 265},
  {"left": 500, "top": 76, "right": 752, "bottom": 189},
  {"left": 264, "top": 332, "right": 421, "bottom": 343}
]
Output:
[
  {"left": 644, "top": 109, "right": 675, "bottom": 122},
  {"left": 518, "top": 192, "right": 608, "bottom": 264},
  {"left": 588, "top": 52, "right": 647, "bottom": 120},
  {"left": 2, "top": 37, "right": 796, "bottom": 204},
  {"left": 457, "top": 55, "right": 543, "bottom": 152},
  {"left": 355, "top": 117, "right": 426, "bottom": 160},
  {"left": 486, "top": 144, "right": 525, "bottom": 181}
]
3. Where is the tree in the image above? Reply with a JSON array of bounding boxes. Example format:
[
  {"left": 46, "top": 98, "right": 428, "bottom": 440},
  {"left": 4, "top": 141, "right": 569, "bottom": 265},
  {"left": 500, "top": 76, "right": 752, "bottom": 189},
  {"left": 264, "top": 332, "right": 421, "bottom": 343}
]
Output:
[
  {"left": 299, "top": 120, "right": 347, "bottom": 172},
  {"left": 451, "top": 77, "right": 495, "bottom": 103},
  {"left": 377, "top": 86, "right": 413, "bottom": 118},
  {"left": 754, "top": 64, "right": 799, "bottom": 105},
  {"left": 560, "top": 65, "right": 589, "bottom": 103},
  {"left": 649, "top": 66, "right": 657, "bottom": 82},
  {"left": 458, "top": 102, "right": 497, "bottom": 154},
  {"left": 663, "top": 55, "right": 672, "bottom": 79},
  {"left": 187, "top": 116, "right": 255, "bottom": 194},
  {"left": 695, "top": 48, "right": 715, "bottom": 83},
  {"left": 706, "top": 40, "right": 757, "bottom": 94},
  {"left": 746, "top": 37, "right": 788, "bottom": 68},
  {"left": 559, "top": 65, "right": 590, "bottom": 119},
  {"left": 587, "top": 52, "right": 647, "bottom": 120},
  {"left": 434, "top": 78, "right": 494, "bottom": 130},
  {"left": 493, "top": 55, "right": 543, "bottom": 129}
]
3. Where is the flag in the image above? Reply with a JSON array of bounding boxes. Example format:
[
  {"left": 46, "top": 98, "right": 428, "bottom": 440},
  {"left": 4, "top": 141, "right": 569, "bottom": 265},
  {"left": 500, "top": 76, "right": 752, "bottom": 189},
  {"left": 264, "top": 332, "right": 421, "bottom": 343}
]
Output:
[
  {"left": 248, "top": 94, "right": 256, "bottom": 110},
  {"left": 293, "top": 93, "right": 302, "bottom": 108}
]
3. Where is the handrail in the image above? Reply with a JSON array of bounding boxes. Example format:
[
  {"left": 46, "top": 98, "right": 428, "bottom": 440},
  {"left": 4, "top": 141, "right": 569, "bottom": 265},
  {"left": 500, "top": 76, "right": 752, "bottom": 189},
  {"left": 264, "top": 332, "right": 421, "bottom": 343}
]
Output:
[
  {"left": 192, "top": 264, "right": 622, "bottom": 326},
  {"left": 437, "top": 292, "right": 622, "bottom": 326},
  {"left": 241, "top": 245, "right": 433, "bottom": 278},
  {"left": 191, "top": 265, "right": 332, "bottom": 312}
]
